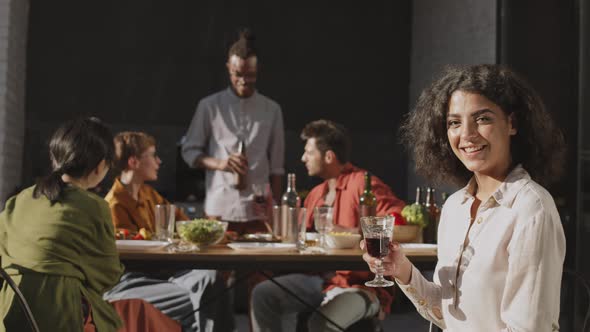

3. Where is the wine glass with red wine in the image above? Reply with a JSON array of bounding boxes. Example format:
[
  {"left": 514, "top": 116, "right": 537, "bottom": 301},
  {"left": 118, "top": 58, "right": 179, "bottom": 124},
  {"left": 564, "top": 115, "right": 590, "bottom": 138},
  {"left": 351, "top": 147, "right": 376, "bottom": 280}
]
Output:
[{"left": 360, "top": 216, "right": 395, "bottom": 287}]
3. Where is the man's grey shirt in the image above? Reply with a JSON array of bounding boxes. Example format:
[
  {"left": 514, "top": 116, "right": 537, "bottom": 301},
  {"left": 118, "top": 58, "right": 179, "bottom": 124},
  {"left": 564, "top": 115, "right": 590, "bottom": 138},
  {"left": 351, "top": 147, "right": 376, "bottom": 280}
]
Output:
[{"left": 182, "top": 88, "right": 285, "bottom": 221}]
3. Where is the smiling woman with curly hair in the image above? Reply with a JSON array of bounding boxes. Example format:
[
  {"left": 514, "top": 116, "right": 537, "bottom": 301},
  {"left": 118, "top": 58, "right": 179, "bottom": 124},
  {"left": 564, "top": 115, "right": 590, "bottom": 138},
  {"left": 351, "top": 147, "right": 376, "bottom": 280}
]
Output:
[
  {"left": 363, "top": 64, "right": 567, "bottom": 331},
  {"left": 402, "top": 64, "right": 565, "bottom": 187}
]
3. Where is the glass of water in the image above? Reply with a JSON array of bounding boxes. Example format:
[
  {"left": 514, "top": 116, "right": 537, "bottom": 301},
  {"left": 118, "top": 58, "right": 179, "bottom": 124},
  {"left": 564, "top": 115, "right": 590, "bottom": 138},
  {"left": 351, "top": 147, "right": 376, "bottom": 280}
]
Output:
[{"left": 313, "top": 206, "right": 334, "bottom": 249}]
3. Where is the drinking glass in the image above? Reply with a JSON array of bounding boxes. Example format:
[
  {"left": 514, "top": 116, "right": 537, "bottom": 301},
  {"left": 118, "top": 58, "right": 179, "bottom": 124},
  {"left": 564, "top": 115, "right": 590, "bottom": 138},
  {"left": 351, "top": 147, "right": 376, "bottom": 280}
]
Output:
[
  {"left": 360, "top": 215, "right": 395, "bottom": 287},
  {"left": 271, "top": 205, "right": 281, "bottom": 238},
  {"left": 252, "top": 183, "right": 271, "bottom": 218},
  {"left": 313, "top": 206, "right": 334, "bottom": 249},
  {"left": 296, "top": 207, "right": 308, "bottom": 251},
  {"left": 155, "top": 204, "right": 176, "bottom": 242}
]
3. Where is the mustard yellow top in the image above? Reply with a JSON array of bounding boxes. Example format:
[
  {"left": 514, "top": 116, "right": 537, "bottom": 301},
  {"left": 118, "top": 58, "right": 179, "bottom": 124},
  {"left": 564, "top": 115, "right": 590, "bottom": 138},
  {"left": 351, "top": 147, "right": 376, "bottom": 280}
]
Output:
[{"left": 105, "top": 178, "right": 188, "bottom": 232}]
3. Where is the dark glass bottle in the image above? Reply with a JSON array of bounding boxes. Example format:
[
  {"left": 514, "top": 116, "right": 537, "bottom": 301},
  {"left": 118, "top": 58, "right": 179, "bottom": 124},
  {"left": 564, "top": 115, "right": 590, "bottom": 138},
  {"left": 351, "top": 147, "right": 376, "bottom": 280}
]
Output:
[
  {"left": 281, "top": 174, "right": 300, "bottom": 208},
  {"left": 424, "top": 187, "right": 441, "bottom": 244},
  {"left": 415, "top": 186, "right": 423, "bottom": 205},
  {"left": 441, "top": 192, "right": 449, "bottom": 206},
  {"left": 234, "top": 139, "right": 247, "bottom": 190},
  {"left": 359, "top": 172, "right": 377, "bottom": 218},
  {"left": 426, "top": 188, "right": 440, "bottom": 243}
]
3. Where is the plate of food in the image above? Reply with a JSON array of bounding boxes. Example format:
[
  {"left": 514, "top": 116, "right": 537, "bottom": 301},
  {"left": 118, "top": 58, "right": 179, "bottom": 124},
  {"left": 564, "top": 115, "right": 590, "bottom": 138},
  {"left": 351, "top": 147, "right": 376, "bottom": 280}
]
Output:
[
  {"left": 236, "top": 233, "right": 281, "bottom": 243},
  {"left": 115, "top": 240, "right": 170, "bottom": 251},
  {"left": 227, "top": 242, "right": 297, "bottom": 252}
]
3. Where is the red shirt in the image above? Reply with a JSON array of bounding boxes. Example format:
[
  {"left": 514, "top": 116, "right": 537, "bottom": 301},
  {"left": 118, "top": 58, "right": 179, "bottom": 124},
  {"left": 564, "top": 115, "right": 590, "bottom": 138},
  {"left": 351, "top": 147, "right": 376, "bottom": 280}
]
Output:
[
  {"left": 304, "top": 163, "right": 405, "bottom": 229},
  {"left": 303, "top": 163, "right": 406, "bottom": 314}
]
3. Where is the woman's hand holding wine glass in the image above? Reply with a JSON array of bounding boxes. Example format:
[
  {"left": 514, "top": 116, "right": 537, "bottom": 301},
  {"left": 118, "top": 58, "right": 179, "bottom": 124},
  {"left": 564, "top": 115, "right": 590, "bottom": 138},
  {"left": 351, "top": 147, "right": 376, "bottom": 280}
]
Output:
[
  {"left": 360, "top": 239, "right": 413, "bottom": 285},
  {"left": 360, "top": 216, "right": 396, "bottom": 287}
]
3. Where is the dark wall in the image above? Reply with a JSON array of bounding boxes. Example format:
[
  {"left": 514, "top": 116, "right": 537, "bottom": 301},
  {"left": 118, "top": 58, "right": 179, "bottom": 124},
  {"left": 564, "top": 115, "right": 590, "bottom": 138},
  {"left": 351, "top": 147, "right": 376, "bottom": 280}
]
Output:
[
  {"left": 406, "top": 0, "right": 498, "bottom": 198},
  {"left": 577, "top": 0, "right": 590, "bottom": 330},
  {"left": 499, "top": 1, "right": 580, "bottom": 330},
  {"left": 24, "top": 0, "right": 412, "bottom": 200},
  {"left": 499, "top": 0, "right": 579, "bottom": 207}
]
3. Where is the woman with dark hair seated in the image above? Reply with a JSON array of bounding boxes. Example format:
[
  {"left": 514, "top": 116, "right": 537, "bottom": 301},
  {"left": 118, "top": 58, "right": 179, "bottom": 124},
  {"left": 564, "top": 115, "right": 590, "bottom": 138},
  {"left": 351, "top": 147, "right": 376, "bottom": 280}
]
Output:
[{"left": 0, "top": 117, "right": 124, "bottom": 331}]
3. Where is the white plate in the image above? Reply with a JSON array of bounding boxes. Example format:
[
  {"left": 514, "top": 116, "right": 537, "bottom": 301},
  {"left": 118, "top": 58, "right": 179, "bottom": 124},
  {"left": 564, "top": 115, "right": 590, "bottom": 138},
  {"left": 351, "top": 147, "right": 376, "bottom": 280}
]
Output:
[
  {"left": 116, "top": 240, "right": 170, "bottom": 251},
  {"left": 227, "top": 242, "right": 297, "bottom": 252},
  {"left": 400, "top": 243, "right": 437, "bottom": 250}
]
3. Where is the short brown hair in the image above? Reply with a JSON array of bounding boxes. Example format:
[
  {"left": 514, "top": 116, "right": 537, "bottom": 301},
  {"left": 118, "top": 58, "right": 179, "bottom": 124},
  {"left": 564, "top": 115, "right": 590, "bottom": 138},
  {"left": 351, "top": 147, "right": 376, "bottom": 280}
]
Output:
[
  {"left": 301, "top": 120, "right": 351, "bottom": 164},
  {"left": 401, "top": 64, "right": 565, "bottom": 187},
  {"left": 113, "top": 131, "right": 156, "bottom": 172}
]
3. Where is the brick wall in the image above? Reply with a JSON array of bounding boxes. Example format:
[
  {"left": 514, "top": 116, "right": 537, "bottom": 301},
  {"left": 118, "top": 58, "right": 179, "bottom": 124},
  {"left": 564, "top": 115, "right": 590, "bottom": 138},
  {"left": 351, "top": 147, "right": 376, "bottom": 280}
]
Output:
[{"left": 0, "top": 0, "right": 28, "bottom": 206}]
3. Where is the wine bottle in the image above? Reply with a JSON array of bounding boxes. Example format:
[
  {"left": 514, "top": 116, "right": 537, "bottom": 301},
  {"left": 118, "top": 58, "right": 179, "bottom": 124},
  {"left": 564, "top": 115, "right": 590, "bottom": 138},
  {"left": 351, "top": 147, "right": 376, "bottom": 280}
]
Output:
[
  {"left": 234, "top": 139, "right": 247, "bottom": 190},
  {"left": 280, "top": 173, "right": 301, "bottom": 242},
  {"left": 359, "top": 172, "right": 377, "bottom": 218},
  {"left": 281, "top": 173, "right": 300, "bottom": 208},
  {"left": 423, "top": 187, "right": 440, "bottom": 243},
  {"left": 415, "top": 186, "right": 423, "bottom": 205},
  {"left": 441, "top": 192, "right": 449, "bottom": 206}
]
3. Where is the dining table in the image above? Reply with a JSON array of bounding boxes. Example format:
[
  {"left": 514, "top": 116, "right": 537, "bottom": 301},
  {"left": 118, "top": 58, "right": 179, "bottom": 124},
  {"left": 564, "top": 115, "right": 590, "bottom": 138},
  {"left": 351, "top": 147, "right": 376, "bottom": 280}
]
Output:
[
  {"left": 117, "top": 241, "right": 440, "bottom": 332},
  {"left": 117, "top": 242, "right": 438, "bottom": 272}
]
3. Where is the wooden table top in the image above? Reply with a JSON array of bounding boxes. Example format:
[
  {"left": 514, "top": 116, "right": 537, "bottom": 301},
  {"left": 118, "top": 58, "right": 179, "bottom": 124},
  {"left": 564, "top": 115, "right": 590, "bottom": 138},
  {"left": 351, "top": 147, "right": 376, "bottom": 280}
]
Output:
[{"left": 118, "top": 244, "right": 437, "bottom": 272}]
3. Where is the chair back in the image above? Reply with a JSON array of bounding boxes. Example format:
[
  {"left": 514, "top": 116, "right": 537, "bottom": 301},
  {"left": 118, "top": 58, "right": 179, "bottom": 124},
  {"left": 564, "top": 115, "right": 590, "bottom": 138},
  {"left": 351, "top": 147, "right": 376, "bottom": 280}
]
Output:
[{"left": 0, "top": 267, "right": 40, "bottom": 332}]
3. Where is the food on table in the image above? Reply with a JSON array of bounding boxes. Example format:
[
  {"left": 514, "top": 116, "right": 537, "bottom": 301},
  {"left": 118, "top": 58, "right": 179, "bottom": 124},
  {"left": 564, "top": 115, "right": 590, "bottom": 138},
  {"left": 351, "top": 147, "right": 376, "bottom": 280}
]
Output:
[
  {"left": 116, "top": 227, "right": 152, "bottom": 240},
  {"left": 325, "top": 231, "right": 362, "bottom": 249},
  {"left": 115, "top": 228, "right": 131, "bottom": 240},
  {"left": 225, "top": 231, "right": 239, "bottom": 242},
  {"left": 390, "top": 212, "right": 407, "bottom": 225},
  {"left": 401, "top": 203, "right": 430, "bottom": 228},
  {"left": 329, "top": 231, "right": 355, "bottom": 236},
  {"left": 139, "top": 228, "right": 152, "bottom": 240},
  {"left": 177, "top": 219, "right": 226, "bottom": 245}
]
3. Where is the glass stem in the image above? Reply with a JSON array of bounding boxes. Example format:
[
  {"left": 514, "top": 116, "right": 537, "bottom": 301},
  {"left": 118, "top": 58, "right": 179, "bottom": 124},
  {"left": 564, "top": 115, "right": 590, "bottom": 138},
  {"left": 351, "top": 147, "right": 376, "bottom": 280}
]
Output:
[{"left": 375, "top": 259, "right": 386, "bottom": 281}]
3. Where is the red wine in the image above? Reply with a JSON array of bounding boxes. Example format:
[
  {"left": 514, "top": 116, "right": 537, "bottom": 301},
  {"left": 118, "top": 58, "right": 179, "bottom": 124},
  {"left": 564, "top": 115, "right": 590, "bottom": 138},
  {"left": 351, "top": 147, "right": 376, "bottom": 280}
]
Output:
[
  {"left": 366, "top": 237, "right": 390, "bottom": 258},
  {"left": 254, "top": 195, "right": 266, "bottom": 204}
]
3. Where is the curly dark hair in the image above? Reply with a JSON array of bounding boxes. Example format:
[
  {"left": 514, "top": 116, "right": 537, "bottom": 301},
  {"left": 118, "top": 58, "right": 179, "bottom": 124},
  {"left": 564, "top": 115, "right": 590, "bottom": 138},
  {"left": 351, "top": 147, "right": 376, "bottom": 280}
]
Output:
[
  {"left": 401, "top": 64, "right": 565, "bottom": 187},
  {"left": 228, "top": 28, "right": 257, "bottom": 59},
  {"left": 301, "top": 119, "right": 352, "bottom": 164}
]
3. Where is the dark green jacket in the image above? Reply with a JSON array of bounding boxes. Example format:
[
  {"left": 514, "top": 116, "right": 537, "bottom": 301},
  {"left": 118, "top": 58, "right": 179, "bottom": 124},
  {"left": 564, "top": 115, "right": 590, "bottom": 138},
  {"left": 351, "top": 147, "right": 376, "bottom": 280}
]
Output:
[{"left": 0, "top": 185, "right": 124, "bottom": 331}]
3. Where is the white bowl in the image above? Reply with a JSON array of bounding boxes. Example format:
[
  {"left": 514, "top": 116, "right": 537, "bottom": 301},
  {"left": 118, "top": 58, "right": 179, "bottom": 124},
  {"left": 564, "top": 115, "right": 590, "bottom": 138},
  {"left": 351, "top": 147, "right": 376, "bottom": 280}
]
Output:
[{"left": 325, "top": 232, "right": 361, "bottom": 249}]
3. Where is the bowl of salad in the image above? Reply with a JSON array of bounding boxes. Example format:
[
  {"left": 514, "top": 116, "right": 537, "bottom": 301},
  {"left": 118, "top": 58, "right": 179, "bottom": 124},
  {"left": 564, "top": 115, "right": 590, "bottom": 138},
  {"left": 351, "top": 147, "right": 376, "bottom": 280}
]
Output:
[{"left": 176, "top": 219, "right": 228, "bottom": 249}]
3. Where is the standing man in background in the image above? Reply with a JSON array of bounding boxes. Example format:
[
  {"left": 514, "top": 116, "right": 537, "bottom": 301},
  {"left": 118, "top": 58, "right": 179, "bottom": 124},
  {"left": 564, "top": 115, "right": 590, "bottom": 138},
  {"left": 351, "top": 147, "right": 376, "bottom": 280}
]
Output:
[{"left": 182, "top": 28, "right": 285, "bottom": 234}]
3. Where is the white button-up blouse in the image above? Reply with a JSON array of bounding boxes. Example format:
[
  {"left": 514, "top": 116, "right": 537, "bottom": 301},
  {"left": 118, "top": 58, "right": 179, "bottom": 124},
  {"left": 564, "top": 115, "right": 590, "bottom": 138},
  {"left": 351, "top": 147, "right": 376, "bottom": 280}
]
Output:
[{"left": 398, "top": 165, "right": 565, "bottom": 331}]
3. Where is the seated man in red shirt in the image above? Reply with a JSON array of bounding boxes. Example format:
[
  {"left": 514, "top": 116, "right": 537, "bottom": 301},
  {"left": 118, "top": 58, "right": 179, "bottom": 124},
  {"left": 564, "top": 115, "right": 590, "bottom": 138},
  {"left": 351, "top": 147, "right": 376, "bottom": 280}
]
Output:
[{"left": 251, "top": 120, "right": 405, "bottom": 332}]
